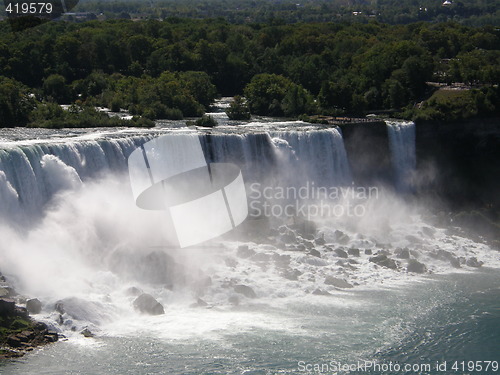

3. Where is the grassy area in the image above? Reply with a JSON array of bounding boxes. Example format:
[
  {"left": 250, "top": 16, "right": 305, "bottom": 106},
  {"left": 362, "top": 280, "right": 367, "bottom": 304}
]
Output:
[{"left": 400, "top": 87, "right": 499, "bottom": 122}]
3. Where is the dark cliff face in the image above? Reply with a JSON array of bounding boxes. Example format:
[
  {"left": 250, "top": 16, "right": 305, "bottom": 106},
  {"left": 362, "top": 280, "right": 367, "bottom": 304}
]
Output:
[
  {"left": 339, "top": 121, "right": 393, "bottom": 186},
  {"left": 340, "top": 117, "right": 499, "bottom": 209},
  {"left": 415, "top": 117, "right": 500, "bottom": 209}
]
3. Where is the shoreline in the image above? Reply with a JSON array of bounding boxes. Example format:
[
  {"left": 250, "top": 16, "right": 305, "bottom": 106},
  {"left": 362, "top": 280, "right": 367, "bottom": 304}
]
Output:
[{"left": 0, "top": 272, "right": 59, "bottom": 360}]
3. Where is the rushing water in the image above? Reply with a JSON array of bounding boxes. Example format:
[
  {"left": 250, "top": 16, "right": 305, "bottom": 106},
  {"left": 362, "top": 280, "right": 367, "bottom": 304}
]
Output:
[
  {"left": 1, "top": 271, "right": 499, "bottom": 375},
  {"left": 386, "top": 121, "right": 416, "bottom": 192},
  {"left": 0, "top": 110, "right": 498, "bottom": 374}
]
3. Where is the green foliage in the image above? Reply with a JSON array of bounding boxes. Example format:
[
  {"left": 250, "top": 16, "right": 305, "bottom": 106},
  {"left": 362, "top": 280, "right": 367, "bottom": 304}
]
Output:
[
  {"left": 195, "top": 115, "right": 218, "bottom": 127},
  {"left": 66, "top": 0, "right": 500, "bottom": 26},
  {"left": 43, "top": 74, "right": 72, "bottom": 104},
  {"left": 28, "top": 103, "right": 154, "bottom": 128},
  {"left": 409, "top": 87, "right": 499, "bottom": 122},
  {"left": 0, "top": 76, "right": 36, "bottom": 127},
  {"left": 244, "top": 74, "right": 314, "bottom": 116},
  {"left": 226, "top": 96, "right": 251, "bottom": 120},
  {"left": 178, "top": 71, "right": 218, "bottom": 108},
  {"left": 0, "top": 18, "right": 498, "bottom": 126}
]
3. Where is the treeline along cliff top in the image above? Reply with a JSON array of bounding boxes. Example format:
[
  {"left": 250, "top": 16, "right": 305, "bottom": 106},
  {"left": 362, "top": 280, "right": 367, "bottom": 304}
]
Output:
[{"left": 0, "top": 4, "right": 498, "bottom": 128}]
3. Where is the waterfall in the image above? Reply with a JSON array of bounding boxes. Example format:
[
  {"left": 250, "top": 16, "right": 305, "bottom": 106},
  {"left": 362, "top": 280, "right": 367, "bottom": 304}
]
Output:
[
  {"left": 1, "top": 121, "right": 497, "bottom": 352},
  {"left": 270, "top": 128, "right": 352, "bottom": 187},
  {"left": 386, "top": 120, "right": 416, "bottom": 192},
  {"left": 0, "top": 128, "right": 354, "bottom": 223},
  {"left": 200, "top": 132, "right": 277, "bottom": 184},
  {"left": 0, "top": 136, "right": 153, "bottom": 220}
]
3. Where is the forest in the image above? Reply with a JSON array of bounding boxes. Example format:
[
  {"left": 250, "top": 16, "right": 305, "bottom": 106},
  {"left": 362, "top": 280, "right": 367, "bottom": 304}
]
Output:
[
  {"left": 24, "top": 0, "right": 500, "bottom": 27},
  {"left": 0, "top": 15, "right": 499, "bottom": 127}
]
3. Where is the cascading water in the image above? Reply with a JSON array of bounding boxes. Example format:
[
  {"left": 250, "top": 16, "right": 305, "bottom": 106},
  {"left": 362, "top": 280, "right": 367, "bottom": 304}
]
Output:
[
  {"left": 0, "top": 136, "right": 153, "bottom": 220},
  {"left": 200, "top": 132, "right": 278, "bottom": 184},
  {"left": 0, "top": 119, "right": 498, "bottom": 375},
  {"left": 386, "top": 120, "right": 416, "bottom": 192},
  {"left": 270, "top": 128, "right": 352, "bottom": 187},
  {"left": 0, "top": 126, "right": 352, "bottom": 223}
]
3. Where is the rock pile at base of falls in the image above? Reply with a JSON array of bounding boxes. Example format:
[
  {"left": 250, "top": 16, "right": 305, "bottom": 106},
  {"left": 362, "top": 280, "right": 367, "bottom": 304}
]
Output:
[{"left": 0, "top": 271, "right": 58, "bottom": 359}]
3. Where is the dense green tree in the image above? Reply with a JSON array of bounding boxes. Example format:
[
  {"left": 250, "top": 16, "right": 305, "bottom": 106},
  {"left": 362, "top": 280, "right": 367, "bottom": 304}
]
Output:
[
  {"left": 226, "top": 95, "right": 251, "bottom": 120},
  {"left": 0, "top": 77, "right": 35, "bottom": 127},
  {"left": 281, "top": 84, "right": 315, "bottom": 117},
  {"left": 43, "top": 74, "right": 72, "bottom": 104},
  {"left": 244, "top": 74, "right": 291, "bottom": 116}
]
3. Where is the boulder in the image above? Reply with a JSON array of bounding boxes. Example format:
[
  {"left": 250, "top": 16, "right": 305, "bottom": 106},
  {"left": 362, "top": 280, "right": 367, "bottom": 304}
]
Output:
[
  {"left": 0, "top": 286, "right": 15, "bottom": 298},
  {"left": 233, "top": 285, "right": 257, "bottom": 298},
  {"left": 6, "top": 335, "right": 23, "bottom": 348},
  {"left": 133, "top": 294, "right": 165, "bottom": 315},
  {"left": 54, "top": 301, "right": 65, "bottom": 314},
  {"left": 0, "top": 298, "right": 16, "bottom": 317},
  {"left": 364, "top": 249, "right": 373, "bottom": 255},
  {"left": 296, "top": 244, "right": 307, "bottom": 251},
  {"left": 309, "top": 249, "right": 321, "bottom": 258},
  {"left": 80, "top": 328, "right": 94, "bottom": 338},
  {"left": 466, "top": 257, "right": 483, "bottom": 268},
  {"left": 334, "top": 230, "right": 350, "bottom": 244},
  {"left": 272, "top": 254, "right": 291, "bottom": 267},
  {"left": 406, "top": 259, "right": 427, "bottom": 273},
  {"left": 334, "top": 249, "right": 349, "bottom": 258},
  {"left": 314, "top": 234, "right": 326, "bottom": 246},
  {"left": 347, "top": 248, "right": 360, "bottom": 257},
  {"left": 17, "top": 330, "right": 35, "bottom": 342},
  {"left": 44, "top": 332, "right": 59, "bottom": 342},
  {"left": 312, "top": 288, "right": 332, "bottom": 296},
  {"left": 369, "top": 255, "right": 399, "bottom": 270},
  {"left": 434, "top": 249, "right": 461, "bottom": 268},
  {"left": 26, "top": 299, "right": 42, "bottom": 314},
  {"left": 237, "top": 245, "right": 256, "bottom": 259},
  {"left": 54, "top": 297, "right": 110, "bottom": 324},
  {"left": 395, "top": 248, "right": 410, "bottom": 259},
  {"left": 324, "top": 276, "right": 354, "bottom": 289},
  {"left": 377, "top": 249, "right": 392, "bottom": 256}
]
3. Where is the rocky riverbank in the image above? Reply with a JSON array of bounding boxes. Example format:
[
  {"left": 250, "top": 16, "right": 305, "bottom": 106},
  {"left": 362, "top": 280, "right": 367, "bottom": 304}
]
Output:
[{"left": 0, "top": 272, "right": 58, "bottom": 359}]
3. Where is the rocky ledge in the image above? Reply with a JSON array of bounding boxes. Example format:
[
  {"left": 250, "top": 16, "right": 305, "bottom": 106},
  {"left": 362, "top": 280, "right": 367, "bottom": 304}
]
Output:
[{"left": 0, "top": 272, "right": 58, "bottom": 359}]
